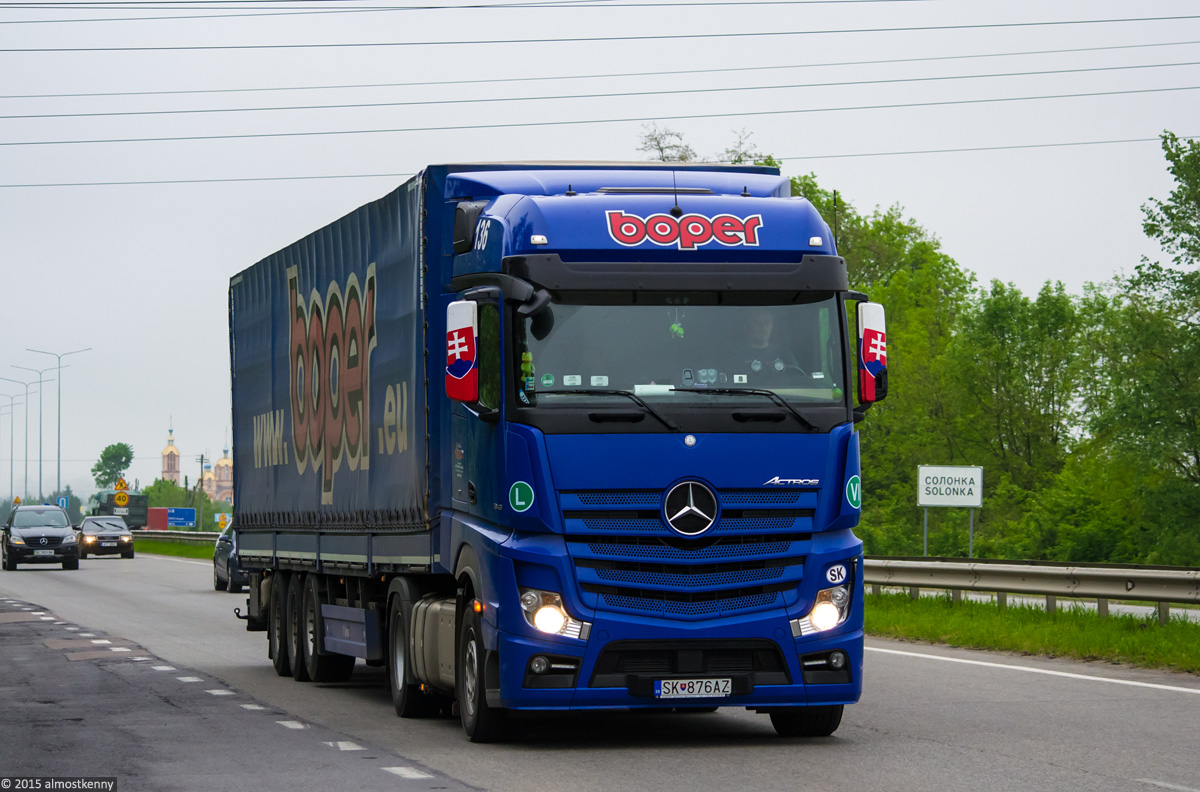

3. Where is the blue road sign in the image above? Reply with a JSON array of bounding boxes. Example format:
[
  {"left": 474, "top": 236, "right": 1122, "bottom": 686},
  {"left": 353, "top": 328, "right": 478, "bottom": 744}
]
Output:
[
  {"left": 57, "top": 496, "right": 68, "bottom": 509},
  {"left": 167, "top": 507, "right": 196, "bottom": 528}
]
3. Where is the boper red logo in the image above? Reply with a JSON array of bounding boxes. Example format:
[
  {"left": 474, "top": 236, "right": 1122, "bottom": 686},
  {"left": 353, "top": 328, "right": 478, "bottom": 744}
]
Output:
[{"left": 606, "top": 210, "right": 763, "bottom": 250}]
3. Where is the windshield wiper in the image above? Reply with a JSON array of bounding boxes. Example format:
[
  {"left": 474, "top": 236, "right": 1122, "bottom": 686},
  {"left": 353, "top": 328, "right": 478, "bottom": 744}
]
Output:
[
  {"left": 670, "top": 387, "right": 817, "bottom": 430},
  {"left": 535, "top": 389, "right": 681, "bottom": 431}
]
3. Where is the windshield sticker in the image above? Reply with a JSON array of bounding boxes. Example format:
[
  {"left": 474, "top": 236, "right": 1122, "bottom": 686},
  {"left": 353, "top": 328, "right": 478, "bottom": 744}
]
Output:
[
  {"left": 525, "top": 377, "right": 535, "bottom": 391},
  {"left": 606, "top": 210, "right": 763, "bottom": 250},
  {"left": 563, "top": 375, "right": 581, "bottom": 387},
  {"left": 733, "top": 374, "right": 748, "bottom": 384},
  {"left": 540, "top": 373, "right": 554, "bottom": 387},
  {"left": 590, "top": 375, "right": 609, "bottom": 387}
]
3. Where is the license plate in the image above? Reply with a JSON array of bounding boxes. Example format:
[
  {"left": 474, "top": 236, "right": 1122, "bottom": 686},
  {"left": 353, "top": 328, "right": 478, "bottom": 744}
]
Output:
[
  {"left": 34, "top": 549, "right": 54, "bottom": 556},
  {"left": 655, "top": 678, "right": 732, "bottom": 699},
  {"left": 101, "top": 542, "right": 117, "bottom": 547}
]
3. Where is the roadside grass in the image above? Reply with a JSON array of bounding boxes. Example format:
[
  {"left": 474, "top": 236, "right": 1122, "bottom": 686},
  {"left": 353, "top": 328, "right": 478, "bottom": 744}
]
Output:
[
  {"left": 133, "top": 539, "right": 214, "bottom": 560},
  {"left": 865, "top": 591, "right": 1200, "bottom": 675}
]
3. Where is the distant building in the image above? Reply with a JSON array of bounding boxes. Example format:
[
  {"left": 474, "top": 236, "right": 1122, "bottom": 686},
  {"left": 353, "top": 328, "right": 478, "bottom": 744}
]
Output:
[{"left": 162, "top": 429, "right": 180, "bottom": 485}]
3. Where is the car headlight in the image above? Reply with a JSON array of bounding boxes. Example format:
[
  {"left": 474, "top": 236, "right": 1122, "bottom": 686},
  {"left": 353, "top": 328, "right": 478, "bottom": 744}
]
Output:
[
  {"left": 791, "top": 585, "right": 852, "bottom": 637},
  {"left": 61, "top": 532, "right": 77, "bottom": 543},
  {"left": 518, "top": 588, "right": 591, "bottom": 640},
  {"left": 9, "top": 536, "right": 25, "bottom": 545},
  {"left": 120, "top": 536, "right": 131, "bottom": 542},
  {"left": 84, "top": 535, "right": 96, "bottom": 543}
]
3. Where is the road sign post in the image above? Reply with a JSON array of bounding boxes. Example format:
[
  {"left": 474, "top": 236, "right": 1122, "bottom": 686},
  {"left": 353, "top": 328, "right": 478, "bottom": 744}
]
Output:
[{"left": 917, "top": 465, "right": 983, "bottom": 558}]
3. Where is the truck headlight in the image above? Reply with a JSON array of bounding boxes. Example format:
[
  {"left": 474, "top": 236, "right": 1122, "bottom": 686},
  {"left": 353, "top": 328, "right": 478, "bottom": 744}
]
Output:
[
  {"left": 791, "top": 585, "right": 852, "bottom": 637},
  {"left": 518, "top": 588, "right": 591, "bottom": 640}
]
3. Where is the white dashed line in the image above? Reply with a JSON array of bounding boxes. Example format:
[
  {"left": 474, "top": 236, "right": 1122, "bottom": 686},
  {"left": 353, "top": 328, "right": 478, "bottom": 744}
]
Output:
[
  {"left": 65, "top": 627, "right": 79, "bottom": 631},
  {"left": 90, "top": 639, "right": 111, "bottom": 645},
  {"left": 176, "top": 676, "right": 203, "bottom": 683},
  {"left": 276, "top": 721, "right": 307, "bottom": 729},
  {"left": 30, "top": 611, "right": 44, "bottom": 615},
  {"left": 1136, "top": 780, "right": 1200, "bottom": 792},
  {"left": 324, "top": 741, "right": 365, "bottom": 751},
  {"left": 867, "top": 646, "right": 1200, "bottom": 696},
  {"left": 383, "top": 767, "right": 434, "bottom": 780},
  {"left": 240, "top": 704, "right": 266, "bottom": 711},
  {"left": 39, "top": 616, "right": 54, "bottom": 621},
  {"left": 109, "top": 647, "right": 132, "bottom": 653},
  {"left": 206, "top": 689, "right": 236, "bottom": 696},
  {"left": 153, "top": 666, "right": 175, "bottom": 671},
  {"left": 78, "top": 633, "right": 95, "bottom": 637},
  {"left": 53, "top": 621, "right": 66, "bottom": 625},
  {"left": 131, "top": 657, "right": 151, "bottom": 662}
]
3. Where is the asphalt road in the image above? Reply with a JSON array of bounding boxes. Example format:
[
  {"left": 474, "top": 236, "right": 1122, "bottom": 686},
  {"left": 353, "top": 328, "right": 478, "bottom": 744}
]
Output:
[{"left": 2, "top": 554, "right": 1199, "bottom": 792}]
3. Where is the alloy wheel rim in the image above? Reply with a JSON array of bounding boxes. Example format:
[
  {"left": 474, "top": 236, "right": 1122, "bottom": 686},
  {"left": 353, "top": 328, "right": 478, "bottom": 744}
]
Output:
[{"left": 464, "top": 632, "right": 479, "bottom": 718}]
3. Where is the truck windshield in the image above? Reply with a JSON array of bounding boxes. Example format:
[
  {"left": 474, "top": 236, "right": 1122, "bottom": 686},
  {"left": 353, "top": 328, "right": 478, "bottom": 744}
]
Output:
[{"left": 513, "top": 295, "right": 846, "bottom": 409}]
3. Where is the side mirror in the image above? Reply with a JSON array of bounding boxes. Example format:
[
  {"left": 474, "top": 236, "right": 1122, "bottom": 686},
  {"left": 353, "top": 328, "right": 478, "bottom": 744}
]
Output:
[
  {"left": 856, "top": 301, "right": 888, "bottom": 404},
  {"left": 452, "top": 201, "right": 488, "bottom": 255},
  {"left": 446, "top": 299, "right": 480, "bottom": 403}
]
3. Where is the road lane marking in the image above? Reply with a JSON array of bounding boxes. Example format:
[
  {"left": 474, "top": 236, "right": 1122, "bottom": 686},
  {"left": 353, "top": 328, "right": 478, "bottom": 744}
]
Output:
[
  {"left": 240, "top": 704, "right": 266, "bottom": 711},
  {"left": 177, "top": 676, "right": 203, "bottom": 682},
  {"left": 153, "top": 665, "right": 175, "bottom": 671},
  {"left": 1136, "top": 780, "right": 1200, "bottom": 792},
  {"left": 65, "top": 627, "right": 79, "bottom": 631},
  {"left": 867, "top": 646, "right": 1200, "bottom": 695},
  {"left": 78, "top": 632, "right": 95, "bottom": 637},
  {"left": 324, "top": 741, "right": 365, "bottom": 751},
  {"left": 39, "top": 616, "right": 54, "bottom": 621},
  {"left": 276, "top": 720, "right": 307, "bottom": 729},
  {"left": 109, "top": 647, "right": 132, "bottom": 652},
  {"left": 131, "top": 657, "right": 151, "bottom": 661},
  {"left": 383, "top": 767, "right": 434, "bottom": 780},
  {"left": 207, "top": 689, "right": 235, "bottom": 696},
  {"left": 91, "top": 639, "right": 111, "bottom": 644}
]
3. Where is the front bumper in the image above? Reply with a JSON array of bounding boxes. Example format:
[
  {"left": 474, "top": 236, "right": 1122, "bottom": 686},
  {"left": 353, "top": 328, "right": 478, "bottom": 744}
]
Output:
[
  {"left": 82, "top": 540, "right": 130, "bottom": 556},
  {"left": 8, "top": 543, "right": 79, "bottom": 563},
  {"left": 493, "top": 611, "right": 863, "bottom": 710}
]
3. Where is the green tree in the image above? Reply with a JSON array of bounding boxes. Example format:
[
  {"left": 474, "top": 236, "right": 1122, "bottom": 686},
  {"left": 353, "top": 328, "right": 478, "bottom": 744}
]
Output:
[{"left": 91, "top": 443, "right": 133, "bottom": 489}]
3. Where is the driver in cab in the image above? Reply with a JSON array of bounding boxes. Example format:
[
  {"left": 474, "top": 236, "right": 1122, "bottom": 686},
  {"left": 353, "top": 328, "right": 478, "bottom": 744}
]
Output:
[{"left": 741, "top": 307, "right": 798, "bottom": 379}]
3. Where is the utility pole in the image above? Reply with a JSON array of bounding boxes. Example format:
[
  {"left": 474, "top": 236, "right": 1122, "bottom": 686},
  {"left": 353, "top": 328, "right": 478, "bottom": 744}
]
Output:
[
  {"left": 0, "top": 377, "right": 43, "bottom": 501},
  {"left": 28, "top": 347, "right": 91, "bottom": 496},
  {"left": 0, "top": 392, "right": 20, "bottom": 503},
  {"left": 12, "top": 364, "right": 60, "bottom": 500},
  {"left": 196, "top": 453, "right": 206, "bottom": 531}
]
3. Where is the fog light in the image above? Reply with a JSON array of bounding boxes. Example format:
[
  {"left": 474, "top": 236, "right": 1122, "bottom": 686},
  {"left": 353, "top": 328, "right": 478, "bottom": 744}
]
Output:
[
  {"left": 829, "top": 650, "right": 847, "bottom": 670},
  {"left": 810, "top": 601, "right": 841, "bottom": 632},
  {"left": 530, "top": 655, "right": 549, "bottom": 675},
  {"left": 533, "top": 606, "right": 566, "bottom": 635}
]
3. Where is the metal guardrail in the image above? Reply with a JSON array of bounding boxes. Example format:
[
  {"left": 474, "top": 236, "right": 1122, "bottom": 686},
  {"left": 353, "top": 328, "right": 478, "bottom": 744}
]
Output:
[
  {"left": 135, "top": 530, "right": 221, "bottom": 545},
  {"left": 863, "top": 557, "right": 1200, "bottom": 624}
]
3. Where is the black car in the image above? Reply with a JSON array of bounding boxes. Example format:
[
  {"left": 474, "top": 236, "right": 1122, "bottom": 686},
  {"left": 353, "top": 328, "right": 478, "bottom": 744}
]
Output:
[
  {"left": 77, "top": 516, "right": 135, "bottom": 559},
  {"left": 212, "top": 525, "right": 248, "bottom": 592},
  {"left": 3, "top": 504, "right": 80, "bottom": 570}
]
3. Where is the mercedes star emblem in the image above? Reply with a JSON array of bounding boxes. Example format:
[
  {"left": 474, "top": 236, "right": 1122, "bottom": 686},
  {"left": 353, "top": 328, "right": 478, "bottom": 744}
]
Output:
[
  {"left": 39, "top": 537, "right": 48, "bottom": 545},
  {"left": 663, "top": 481, "right": 719, "bottom": 536}
]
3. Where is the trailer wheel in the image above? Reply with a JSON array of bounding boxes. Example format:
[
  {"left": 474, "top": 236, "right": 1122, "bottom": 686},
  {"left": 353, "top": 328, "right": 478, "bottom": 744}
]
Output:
[
  {"left": 387, "top": 596, "right": 439, "bottom": 717},
  {"left": 268, "top": 573, "right": 291, "bottom": 677},
  {"left": 457, "top": 602, "right": 506, "bottom": 743},
  {"left": 302, "top": 575, "right": 356, "bottom": 683},
  {"left": 769, "top": 705, "right": 844, "bottom": 738},
  {"left": 286, "top": 573, "right": 311, "bottom": 682}
]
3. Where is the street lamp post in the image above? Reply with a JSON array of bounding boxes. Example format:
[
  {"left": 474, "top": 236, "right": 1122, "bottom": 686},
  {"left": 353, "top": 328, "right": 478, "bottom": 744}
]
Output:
[
  {"left": 0, "top": 377, "right": 43, "bottom": 502},
  {"left": 12, "top": 365, "right": 59, "bottom": 501},
  {"left": 27, "top": 348, "right": 91, "bottom": 496},
  {"left": 0, "top": 392, "right": 22, "bottom": 502}
]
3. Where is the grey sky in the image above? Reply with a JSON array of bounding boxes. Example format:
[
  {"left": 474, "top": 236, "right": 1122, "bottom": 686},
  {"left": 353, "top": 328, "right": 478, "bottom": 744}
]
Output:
[{"left": 1, "top": 0, "right": 1197, "bottom": 503}]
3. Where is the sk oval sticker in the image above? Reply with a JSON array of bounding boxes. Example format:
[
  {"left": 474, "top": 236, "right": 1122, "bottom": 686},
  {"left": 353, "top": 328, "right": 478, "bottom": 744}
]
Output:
[{"left": 845, "top": 475, "right": 861, "bottom": 510}]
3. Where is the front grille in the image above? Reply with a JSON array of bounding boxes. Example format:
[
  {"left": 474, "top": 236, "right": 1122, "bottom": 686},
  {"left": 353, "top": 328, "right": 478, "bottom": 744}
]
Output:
[
  {"left": 590, "top": 639, "right": 791, "bottom": 688},
  {"left": 563, "top": 488, "right": 817, "bottom": 621},
  {"left": 27, "top": 536, "right": 63, "bottom": 547}
]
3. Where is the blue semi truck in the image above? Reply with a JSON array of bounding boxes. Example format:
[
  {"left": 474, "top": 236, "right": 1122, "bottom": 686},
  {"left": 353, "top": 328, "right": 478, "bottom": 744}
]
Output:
[{"left": 229, "top": 162, "right": 888, "bottom": 742}]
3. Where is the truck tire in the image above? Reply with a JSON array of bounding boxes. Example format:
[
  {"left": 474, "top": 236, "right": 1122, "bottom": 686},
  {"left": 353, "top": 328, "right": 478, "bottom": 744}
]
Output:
[
  {"left": 769, "top": 705, "right": 844, "bottom": 738},
  {"left": 457, "top": 602, "right": 506, "bottom": 743},
  {"left": 268, "top": 573, "right": 291, "bottom": 677},
  {"left": 286, "top": 573, "right": 311, "bottom": 682},
  {"left": 387, "top": 596, "right": 439, "bottom": 718},
  {"left": 301, "top": 574, "right": 356, "bottom": 683}
]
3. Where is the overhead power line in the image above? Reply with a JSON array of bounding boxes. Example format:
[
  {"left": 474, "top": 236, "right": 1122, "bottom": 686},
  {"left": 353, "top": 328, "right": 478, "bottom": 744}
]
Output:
[
  {"left": 2, "top": 135, "right": 1195, "bottom": 189},
  {"left": 5, "top": 39, "right": 1200, "bottom": 101},
  {"left": 0, "top": 0, "right": 935, "bottom": 23},
  {"left": 3, "top": 85, "right": 1197, "bottom": 147},
  {"left": 3, "top": 15, "right": 1200, "bottom": 53},
  {"left": 6, "top": 60, "right": 1200, "bottom": 120}
]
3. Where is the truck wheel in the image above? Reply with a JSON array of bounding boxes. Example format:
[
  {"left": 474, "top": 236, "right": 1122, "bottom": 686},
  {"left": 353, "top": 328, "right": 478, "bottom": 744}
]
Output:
[
  {"left": 457, "top": 602, "right": 506, "bottom": 742},
  {"left": 769, "top": 705, "right": 844, "bottom": 738},
  {"left": 387, "top": 596, "right": 438, "bottom": 718},
  {"left": 268, "top": 573, "right": 291, "bottom": 677},
  {"left": 286, "top": 574, "right": 311, "bottom": 682},
  {"left": 214, "top": 568, "right": 227, "bottom": 591},
  {"left": 301, "top": 575, "right": 356, "bottom": 683}
]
